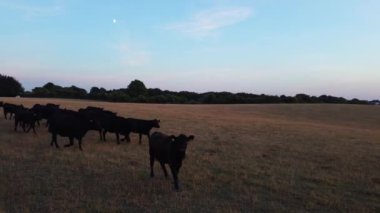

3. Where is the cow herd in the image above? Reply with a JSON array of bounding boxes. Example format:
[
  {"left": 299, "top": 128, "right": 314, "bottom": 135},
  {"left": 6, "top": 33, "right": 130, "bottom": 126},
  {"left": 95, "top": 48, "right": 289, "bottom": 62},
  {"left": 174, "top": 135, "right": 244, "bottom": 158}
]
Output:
[{"left": 0, "top": 101, "right": 195, "bottom": 190}]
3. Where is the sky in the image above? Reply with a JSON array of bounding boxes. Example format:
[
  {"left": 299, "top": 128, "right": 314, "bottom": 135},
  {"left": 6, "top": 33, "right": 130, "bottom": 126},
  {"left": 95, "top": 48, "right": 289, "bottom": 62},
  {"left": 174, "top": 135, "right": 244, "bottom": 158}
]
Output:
[{"left": 0, "top": 0, "right": 379, "bottom": 100}]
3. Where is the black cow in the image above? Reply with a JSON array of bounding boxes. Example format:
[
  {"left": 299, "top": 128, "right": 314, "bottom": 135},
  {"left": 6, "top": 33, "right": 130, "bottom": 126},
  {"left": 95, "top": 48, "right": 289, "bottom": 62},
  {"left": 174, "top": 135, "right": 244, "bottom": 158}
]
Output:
[
  {"left": 78, "top": 108, "right": 111, "bottom": 140},
  {"left": 14, "top": 109, "right": 39, "bottom": 134},
  {"left": 3, "top": 103, "right": 24, "bottom": 120},
  {"left": 124, "top": 118, "right": 160, "bottom": 144},
  {"left": 30, "top": 104, "right": 43, "bottom": 125},
  {"left": 85, "top": 106, "right": 104, "bottom": 111},
  {"left": 48, "top": 110, "right": 99, "bottom": 151},
  {"left": 32, "top": 103, "right": 59, "bottom": 119},
  {"left": 78, "top": 108, "right": 127, "bottom": 144},
  {"left": 31, "top": 104, "right": 60, "bottom": 126},
  {"left": 100, "top": 114, "right": 128, "bottom": 144},
  {"left": 149, "top": 132, "right": 195, "bottom": 190},
  {"left": 46, "top": 103, "right": 60, "bottom": 108}
]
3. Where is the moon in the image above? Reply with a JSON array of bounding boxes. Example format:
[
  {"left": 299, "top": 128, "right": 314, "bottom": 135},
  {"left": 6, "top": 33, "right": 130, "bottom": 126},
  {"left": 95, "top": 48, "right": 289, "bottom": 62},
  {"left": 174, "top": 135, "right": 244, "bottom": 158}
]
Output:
[{"left": 113, "top": 18, "right": 117, "bottom": 24}]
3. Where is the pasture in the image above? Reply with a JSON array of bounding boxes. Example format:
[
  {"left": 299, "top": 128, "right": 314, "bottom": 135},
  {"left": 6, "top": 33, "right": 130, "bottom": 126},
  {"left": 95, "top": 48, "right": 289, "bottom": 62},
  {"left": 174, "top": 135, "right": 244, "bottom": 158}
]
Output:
[{"left": 0, "top": 97, "right": 379, "bottom": 212}]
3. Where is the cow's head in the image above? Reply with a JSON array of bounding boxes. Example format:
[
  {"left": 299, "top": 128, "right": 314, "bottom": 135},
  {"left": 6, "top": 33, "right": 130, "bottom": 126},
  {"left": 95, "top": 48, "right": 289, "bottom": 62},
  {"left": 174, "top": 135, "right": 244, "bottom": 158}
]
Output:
[
  {"left": 171, "top": 134, "right": 195, "bottom": 154},
  {"left": 152, "top": 119, "right": 160, "bottom": 128}
]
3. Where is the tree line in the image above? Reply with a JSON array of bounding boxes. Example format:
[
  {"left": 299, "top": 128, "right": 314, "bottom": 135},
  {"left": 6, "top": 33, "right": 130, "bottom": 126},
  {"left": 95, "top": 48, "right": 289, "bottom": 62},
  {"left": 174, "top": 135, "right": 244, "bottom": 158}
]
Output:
[{"left": 1, "top": 74, "right": 377, "bottom": 104}]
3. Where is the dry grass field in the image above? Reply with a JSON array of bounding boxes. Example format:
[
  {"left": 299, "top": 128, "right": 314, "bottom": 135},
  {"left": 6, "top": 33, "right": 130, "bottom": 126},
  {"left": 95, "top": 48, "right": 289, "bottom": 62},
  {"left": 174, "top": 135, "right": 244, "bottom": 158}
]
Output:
[{"left": 0, "top": 97, "right": 379, "bottom": 212}]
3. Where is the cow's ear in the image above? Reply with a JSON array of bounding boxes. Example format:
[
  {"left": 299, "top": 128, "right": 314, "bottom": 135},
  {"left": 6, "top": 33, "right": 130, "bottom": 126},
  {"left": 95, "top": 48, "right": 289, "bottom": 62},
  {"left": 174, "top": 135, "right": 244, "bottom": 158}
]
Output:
[
  {"left": 170, "top": 135, "right": 176, "bottom": 141},
  {"left": 188, "top": 135, "right": 194, "bottom": 141}
]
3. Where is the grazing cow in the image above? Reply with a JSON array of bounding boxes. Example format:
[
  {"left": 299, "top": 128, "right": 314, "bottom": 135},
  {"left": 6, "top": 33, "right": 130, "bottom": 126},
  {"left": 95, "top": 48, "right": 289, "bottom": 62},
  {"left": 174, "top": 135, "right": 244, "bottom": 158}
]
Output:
[
  {"left": 124, "top": 118, "right": 160, "bottom": 144},
  {"left": 149, "top": 132, "right": 195, "bottom": 190},
  {"left": 3, "top": 103, "right": 24, "bottom": 120},
  {"left": 48, "top": 110, "right": 100, "bottom": 151},
  {"left": 14, "top": 109, "right": 39, "bottom": 134}
]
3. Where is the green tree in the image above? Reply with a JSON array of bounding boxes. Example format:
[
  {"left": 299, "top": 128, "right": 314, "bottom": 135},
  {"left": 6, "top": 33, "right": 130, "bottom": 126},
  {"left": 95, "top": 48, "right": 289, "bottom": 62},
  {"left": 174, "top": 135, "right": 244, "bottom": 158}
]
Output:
[
  {"left": 0, "top": 74, "right": 24, "bottom": 96},
  {"left": 127, "top": 79, "right": 147, "bottom": 97},
  {"left": 43, "top": 82, "right": 57, "bottom": 90},
  {"left": 295, "top": 93, "right": 312, "bottom": 103},
  {"left": 90, "top": 87, "right": 101, "bottom": 94}
]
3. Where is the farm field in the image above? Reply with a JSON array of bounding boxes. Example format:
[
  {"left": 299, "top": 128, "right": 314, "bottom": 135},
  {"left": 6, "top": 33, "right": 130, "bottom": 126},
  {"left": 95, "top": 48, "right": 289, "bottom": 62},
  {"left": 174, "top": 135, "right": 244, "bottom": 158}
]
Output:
[{"left": 0, "top": 97, "right": 379, "bottom": 212}]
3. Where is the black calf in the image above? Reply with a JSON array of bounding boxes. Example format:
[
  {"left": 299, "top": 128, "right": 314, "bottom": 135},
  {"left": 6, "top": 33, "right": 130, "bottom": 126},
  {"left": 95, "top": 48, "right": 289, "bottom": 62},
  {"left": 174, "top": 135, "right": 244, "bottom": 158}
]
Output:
[
  {"left": 48, "top": 110, "right": 99, "bottom": 151},
  {"left": 3, "top": 103, "right": 24, "bottom": 120},
  {"left": 14, "top": 109, "right": 39, "bottom": 134},
  {"left": 149, "top": 132, "right": 194, "bottom": 190},
  {"left": 124, "top": 118, "right": 160, "bottom": 144},
  {"left": 31, "top": 103, "right": 59, "bottom": 126}
]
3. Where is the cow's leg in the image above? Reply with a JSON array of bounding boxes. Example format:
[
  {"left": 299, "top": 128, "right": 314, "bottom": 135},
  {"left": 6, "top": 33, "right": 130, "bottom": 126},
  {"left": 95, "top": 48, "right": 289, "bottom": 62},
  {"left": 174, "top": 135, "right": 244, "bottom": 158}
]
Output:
[
  {"left": 120, "top": 133, "right": 127, "bottom": 142},
  {"left": 53, "top": 133, "right": 59, "bottom": 148},
  {"left": 150, "top": 155, "right": 155, "bottom": 177},
  {"left": 26, "top": 123, "right": 32, "bottom": 133},
  {"left": 14, "top": 119, "right": 18, "bottom": 131},
  {"left": 147, "top": 134, "right": 151, "bottom": 144},
  {"left": 22, "top": 122, "right": 27, "bottom": 132},
  {"left": 33, "top": 121, "right": 38, "bottom": 133},
  {"left": 170, "top": 165, "right": 180, "bottom": 190},
  {"left": 160, "top": 162, "right": 168, "bottom": 178},
  {"left": 126, "top": 132, "right": 131, "bottom": 142},
  {"left": 4, "top": 111, "right": 7, "bottom": 120},
  {"left": 139, "top": 133, "right": 142, "bottom": 144},
  {"left": 78, "top": 138, "right": 83, "bottom": 151},
  {"left": 116, "top": 133, "right": 120, "bottom": 144},
  {"left": 64, "top": 137, "right": 74, "bottom": 147},
  {"left": 102, "top": 130, "right": 107, "bottom": 142},
  {"left": 27, "top": 123, "right": 37, "bottom": 134},
  {"left": 99, "top": 130, "right": 103, "bottom": 141},
  {"left": 50, "top": 134, "right": 54, "bottom": 146},
  {"left": 32, "top": 125, "right": 37, "bottom": 134}
]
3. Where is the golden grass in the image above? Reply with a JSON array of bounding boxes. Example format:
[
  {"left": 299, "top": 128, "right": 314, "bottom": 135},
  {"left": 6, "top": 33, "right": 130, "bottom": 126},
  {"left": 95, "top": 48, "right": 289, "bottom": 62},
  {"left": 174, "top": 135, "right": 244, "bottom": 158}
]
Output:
[{"left": 0, "top": 97, "right": 379, "bottom": 212}]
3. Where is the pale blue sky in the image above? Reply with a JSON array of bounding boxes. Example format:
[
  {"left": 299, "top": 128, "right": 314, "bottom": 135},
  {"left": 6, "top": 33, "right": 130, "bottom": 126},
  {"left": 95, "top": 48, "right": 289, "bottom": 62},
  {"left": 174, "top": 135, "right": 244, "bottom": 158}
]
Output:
[{"left": 0, "top": 0, "right": 379, "bottom": 99}]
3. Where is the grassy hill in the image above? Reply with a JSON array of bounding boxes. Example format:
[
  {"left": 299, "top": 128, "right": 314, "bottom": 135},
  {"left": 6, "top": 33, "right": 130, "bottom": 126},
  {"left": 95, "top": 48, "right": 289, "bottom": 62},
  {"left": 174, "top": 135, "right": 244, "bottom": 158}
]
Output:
[{"left": 0, "top": 97, "right": 379, "bottom": 212}]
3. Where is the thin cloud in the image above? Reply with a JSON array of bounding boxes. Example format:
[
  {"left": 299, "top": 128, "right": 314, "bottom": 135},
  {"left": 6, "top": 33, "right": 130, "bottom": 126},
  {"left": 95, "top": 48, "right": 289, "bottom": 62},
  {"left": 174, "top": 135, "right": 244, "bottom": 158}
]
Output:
[
  {"left": 0, "top": 0, "right": 64, "bottom": 18},
  {"left": 166, "top": 7, "right": 253, "bottom": 37},
  {"left": 117, "top": 43, "right": 151, "bottom": 66}
]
